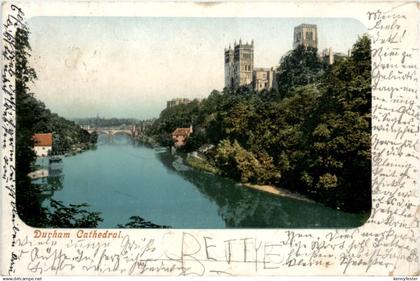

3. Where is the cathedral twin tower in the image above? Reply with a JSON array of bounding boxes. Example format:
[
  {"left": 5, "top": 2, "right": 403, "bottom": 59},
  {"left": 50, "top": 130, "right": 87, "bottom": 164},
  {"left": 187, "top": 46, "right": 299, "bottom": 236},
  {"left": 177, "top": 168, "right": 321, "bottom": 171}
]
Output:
[
  {"left": 224, "top": 39, "right": 254, "bottom": 90},
  {"left": 224, "top": 39, "right": 276, "bottom": 92}
]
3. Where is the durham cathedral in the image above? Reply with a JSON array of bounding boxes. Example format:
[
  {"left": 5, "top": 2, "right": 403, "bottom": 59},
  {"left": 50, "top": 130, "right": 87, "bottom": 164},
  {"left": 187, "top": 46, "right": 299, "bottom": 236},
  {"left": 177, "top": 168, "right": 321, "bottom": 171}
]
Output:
[{"left": 224, "top": 23, "right": 343, "bottom": 91}]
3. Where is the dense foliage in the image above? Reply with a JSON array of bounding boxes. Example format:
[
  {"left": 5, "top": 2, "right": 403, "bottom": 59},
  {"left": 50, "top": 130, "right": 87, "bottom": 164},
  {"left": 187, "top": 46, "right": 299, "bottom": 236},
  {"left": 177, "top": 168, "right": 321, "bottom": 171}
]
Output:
[
  {"left": 15, "top": 27, "right": 100, "bottom": 227},
  {"left": 276, "top": 45, "right": 328, "bottom": 97},
  {"left": 147, "top": 35, "right": 371, "bottom": 213}
]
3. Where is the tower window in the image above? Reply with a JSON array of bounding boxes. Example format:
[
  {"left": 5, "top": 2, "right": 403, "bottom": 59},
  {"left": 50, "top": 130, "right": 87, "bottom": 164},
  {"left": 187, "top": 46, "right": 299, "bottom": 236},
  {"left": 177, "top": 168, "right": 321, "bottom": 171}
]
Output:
[
  {"left": 242, "top": 53, "right": 251, "bottom": 60},
  {"left": 306, "top": 31, "right": 313, "bottom": 40}
]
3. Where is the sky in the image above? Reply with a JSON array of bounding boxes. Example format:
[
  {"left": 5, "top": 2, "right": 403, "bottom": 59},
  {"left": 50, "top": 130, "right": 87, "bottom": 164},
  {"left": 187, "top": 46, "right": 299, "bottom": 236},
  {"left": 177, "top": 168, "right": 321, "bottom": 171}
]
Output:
[{"left": 28, "top": 17, "right": 366, "bottom": 119}]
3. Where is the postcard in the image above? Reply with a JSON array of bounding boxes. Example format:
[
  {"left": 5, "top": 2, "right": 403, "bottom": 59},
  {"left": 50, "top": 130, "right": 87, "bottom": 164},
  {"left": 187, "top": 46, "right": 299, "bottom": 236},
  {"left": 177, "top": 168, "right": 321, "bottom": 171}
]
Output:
[{"left": 1, "top": 0, "right": 419, "bottom": 277}]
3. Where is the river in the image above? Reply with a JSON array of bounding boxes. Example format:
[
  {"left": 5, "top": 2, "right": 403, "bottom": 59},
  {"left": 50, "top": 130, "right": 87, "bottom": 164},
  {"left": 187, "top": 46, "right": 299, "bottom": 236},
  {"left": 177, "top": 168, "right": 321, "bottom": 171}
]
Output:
[{"left": 36, "top": 134, "right": 368, "bottom": 228}]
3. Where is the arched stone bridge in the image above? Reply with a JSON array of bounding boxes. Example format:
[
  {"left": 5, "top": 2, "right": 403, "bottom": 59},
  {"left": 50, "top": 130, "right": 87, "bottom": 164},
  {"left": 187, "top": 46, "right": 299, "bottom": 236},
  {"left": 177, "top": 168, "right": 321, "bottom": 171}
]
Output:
[{"left": 87, "top": 126, "right": 141, "bottom": 139}]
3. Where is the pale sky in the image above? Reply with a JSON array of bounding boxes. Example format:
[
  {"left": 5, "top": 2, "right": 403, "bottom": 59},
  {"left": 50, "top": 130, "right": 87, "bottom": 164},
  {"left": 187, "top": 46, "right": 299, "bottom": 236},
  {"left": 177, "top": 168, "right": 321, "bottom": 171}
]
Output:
[{"left": 28, "top": 17, "right": 366, "bottom": 119}]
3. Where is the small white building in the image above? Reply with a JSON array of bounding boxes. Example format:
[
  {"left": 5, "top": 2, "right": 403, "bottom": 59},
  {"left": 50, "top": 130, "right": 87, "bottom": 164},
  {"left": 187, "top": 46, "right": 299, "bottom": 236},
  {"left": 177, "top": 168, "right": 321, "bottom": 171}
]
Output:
[{"left": 33, "top": 133, "right": 53, "bottom": 157}]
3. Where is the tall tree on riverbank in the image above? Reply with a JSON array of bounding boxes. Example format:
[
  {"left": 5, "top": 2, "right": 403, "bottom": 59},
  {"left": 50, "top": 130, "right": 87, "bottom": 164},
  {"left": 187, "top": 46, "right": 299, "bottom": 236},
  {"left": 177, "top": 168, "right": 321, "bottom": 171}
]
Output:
[
  {"left": 300, "top": 35, "right": 371, "bottom": 212},
  {"left": 15, "top": 26, "right": 47, "bottom": 225},
  {"left": 15, "top": 26, "right": 102, "bottom": 227}
]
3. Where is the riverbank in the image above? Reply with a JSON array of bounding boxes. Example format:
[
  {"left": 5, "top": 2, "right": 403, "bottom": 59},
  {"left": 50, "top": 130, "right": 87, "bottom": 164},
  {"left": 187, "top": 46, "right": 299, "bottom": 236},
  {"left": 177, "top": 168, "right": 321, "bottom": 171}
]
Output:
[
  {"left": 242, "top": 183, "right": 314, "bottom": 203},
  {"left": 185, "top": 154, "right": 219, "bottom": 174},
  {"left": 136, "top": 135, "right": 160, "bottom": 147},
  {"left": 141, "top": 138, "right": 365, "bottom": 213},
  {"left": 183, "top": 152, "right": 314, "bottom": 204},
  {"left": 56, "top": 142, "right": 96, "bottom": 157}
]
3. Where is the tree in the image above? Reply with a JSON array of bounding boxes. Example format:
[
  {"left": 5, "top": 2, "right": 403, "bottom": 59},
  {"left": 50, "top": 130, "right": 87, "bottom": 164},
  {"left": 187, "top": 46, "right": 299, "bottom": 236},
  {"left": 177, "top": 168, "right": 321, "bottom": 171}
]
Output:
[
  {"left": 214, "top": 139, "right": 278, "bottom": 184},
  {"left": 117, "top": 216, "right": 170, "bottom": 228},
  {"left": 301, "top": 35, "right": 371, "bottom": 212},
  {"left": 15, "top": 26, "right": 47, "bottom": 225},
  {"left": 42, "top": 200, "right": 103, "bottom": 228},
  {"left": 276, "top": 45, "right": 327, "bottom": 97}
]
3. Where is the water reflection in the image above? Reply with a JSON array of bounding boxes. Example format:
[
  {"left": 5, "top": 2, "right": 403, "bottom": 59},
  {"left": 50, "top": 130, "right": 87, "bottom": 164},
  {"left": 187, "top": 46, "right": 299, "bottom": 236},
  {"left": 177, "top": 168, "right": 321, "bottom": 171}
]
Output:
[
  {"left": 33, "top": 157, "right": 64, "bottom": 197},
  {"left": 97, "top": 133, "right": 134, "bottom": 145},
  {"left": 155, "top": 151, "right": 367, "bottom": 228}
]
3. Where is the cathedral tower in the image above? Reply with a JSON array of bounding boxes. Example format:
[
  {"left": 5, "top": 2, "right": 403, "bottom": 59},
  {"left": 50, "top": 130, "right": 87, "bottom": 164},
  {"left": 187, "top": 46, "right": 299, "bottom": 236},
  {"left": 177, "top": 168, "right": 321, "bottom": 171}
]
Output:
[
  {"left": 224, "top": 39, "right": 254, "bottom": 90},
  {"left": 224, "top": 45, "right": 234, "bottom": 89},
  {"left": 293, "top": 24, "right": 318, "bottom": 49}
]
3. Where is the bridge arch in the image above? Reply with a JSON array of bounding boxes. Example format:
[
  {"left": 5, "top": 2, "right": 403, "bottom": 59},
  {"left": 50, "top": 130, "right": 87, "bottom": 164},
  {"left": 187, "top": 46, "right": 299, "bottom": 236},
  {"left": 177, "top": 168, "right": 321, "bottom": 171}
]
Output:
[
  {"left": 94, "top": 130, "right": 111, "bottom": 136},
  {"left": 110, "top": 130, "right": 132, "bottom": 137},
  {"left": 86, "top": 126, "right": 141, "bottom": 139}
]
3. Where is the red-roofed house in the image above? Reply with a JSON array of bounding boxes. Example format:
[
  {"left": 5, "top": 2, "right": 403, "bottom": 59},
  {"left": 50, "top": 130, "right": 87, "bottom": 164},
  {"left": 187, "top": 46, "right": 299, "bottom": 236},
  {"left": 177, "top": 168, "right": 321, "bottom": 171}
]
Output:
[
  {"left": 172, "top": 125, "right": 193, "bottom": 148},
  {"left": 33, "top": 133, "right": 53, "bottom": 157}
]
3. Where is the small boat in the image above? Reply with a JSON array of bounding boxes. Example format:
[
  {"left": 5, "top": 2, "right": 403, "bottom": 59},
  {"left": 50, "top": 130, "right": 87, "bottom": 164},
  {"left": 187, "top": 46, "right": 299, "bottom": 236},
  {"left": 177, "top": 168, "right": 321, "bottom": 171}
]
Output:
[
  {"left": 28, "top": 169, "right": 49, "bottom": 180},
  {"left": 49, "top": 155, "right": 63, "bottom": 163},
  {"left": 154, "top": 147, "right": 168, "bottom": 153}
]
